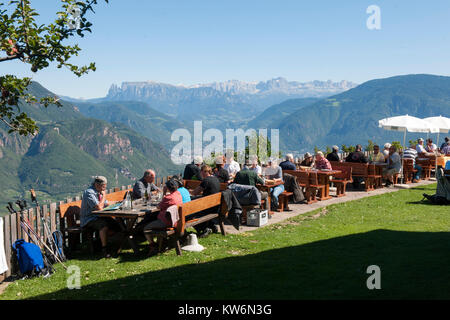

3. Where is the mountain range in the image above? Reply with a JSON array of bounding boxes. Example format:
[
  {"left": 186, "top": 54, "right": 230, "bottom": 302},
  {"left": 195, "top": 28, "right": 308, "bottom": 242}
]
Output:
[{"left": 75, "top": 78, "right": 357, "bottom": 130}]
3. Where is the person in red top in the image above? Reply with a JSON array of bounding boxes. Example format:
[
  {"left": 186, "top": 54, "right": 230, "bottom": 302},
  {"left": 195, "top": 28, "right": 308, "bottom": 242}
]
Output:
[
  {"left": 314, "top": 151, "right": 332, "bottom": 170},
  {"left": 143, "top": 179, "right": 182, "bottom": 255}
]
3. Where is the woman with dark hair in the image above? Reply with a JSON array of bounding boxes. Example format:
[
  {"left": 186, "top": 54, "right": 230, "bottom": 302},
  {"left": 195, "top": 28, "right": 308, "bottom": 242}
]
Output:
[
  {"left": 425, "top": 138, "right": 437, "bottom": 152},
  {"left": 171, "top": 176, "right": 191, "bottom": 203}
]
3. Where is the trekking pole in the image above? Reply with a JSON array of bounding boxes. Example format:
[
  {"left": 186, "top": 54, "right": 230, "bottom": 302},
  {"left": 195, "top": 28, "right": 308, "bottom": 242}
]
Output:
[
  {"left": 29, "top": 189, "right": 65, "bottom": 261},
  {"left": 9, "top": 202, "right": 57, "bottom": 272},
  {"left": 6, "top": 204, "right": 55, "bottom": 273},
  {"left": 9, "top": 202, "right": 67, "bottom": 270}
]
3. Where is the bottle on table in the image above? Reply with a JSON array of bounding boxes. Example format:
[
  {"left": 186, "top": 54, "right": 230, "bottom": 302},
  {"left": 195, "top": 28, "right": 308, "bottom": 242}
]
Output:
[
  {"left": 123, "top": 191, "right": 132, "bottom": 210},
  {"left": 144, "top": 189, "right": 149, "bottom": 204}
]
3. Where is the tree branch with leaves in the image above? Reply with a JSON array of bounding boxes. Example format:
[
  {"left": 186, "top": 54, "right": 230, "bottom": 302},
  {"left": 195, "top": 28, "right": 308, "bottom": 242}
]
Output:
[{"left": 0, "top": 0, "right": 108, "bottom": 135}]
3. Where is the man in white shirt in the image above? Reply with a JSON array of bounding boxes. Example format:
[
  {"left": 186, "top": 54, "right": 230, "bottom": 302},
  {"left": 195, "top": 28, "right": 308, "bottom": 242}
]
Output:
[
  {"left": 383, "top": 143, "right": 391, "bottom": 159},
  {"left": 224, "top": 152, "right": 241, "bottom": 177},
  {"left": 416, "top": 138, "right": 427, "bottom": 154},
  {"left": 382, "top": 146, "right": 401, "bottom": 187},
  {"left": 249, "top": 155, "right": 262, "bottom": 175}
]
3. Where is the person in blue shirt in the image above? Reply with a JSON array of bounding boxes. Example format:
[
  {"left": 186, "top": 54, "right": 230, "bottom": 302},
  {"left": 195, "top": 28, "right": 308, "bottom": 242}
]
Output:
[
  {"left": 279, "top": 154, "right": 296, "bottom": 171},
  {"left": 173, "top": 176, "right": 191, "bottom": 203}
]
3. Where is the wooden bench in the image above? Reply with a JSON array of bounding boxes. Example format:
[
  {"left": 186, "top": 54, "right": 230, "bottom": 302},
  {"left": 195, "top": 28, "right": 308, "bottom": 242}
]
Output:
[
  {"left": 185, "top": 180, "right": 268, "bottom": 224},
  {"left": 282, "top": 170, "right": 316, "bottom": 204},
  {"left": 402, "top": 158, "right": 418, "bottom": 183},
  {"left": 144, "top": 192, "right": 226, "bottom": 255},
  {"left": 278, "top": 191, "right": 293, "bottom": 211},
  {"left": 368, "top": 164, "right": 382, "bottom": 188},
  {"left": 329, "top": 165, "right": 353, "bottom": 197},
  {"left": 330, "top": 162, "right": 375, "bottom": 191},
  {"left": 416, "top": 158, "right": 433, "bottom": 180},
  {"left": 308, "top": 171, "right": 327, "bottom": 201},
  {"left": 59, "top": 188, "right": 131, "bottom": 252},
  {"left": 184, "top": 179, "right": 228, "bottom": 191}
]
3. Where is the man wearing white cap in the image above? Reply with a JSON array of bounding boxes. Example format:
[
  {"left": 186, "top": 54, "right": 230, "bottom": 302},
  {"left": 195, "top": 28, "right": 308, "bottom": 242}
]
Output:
[
  {"left": 249, "top": 155, "right": 262, "bottom": 175},
  {"left": 224, "top": 151, "right": 241, "bottom": 178},
  {"left": 81, "top": 176, "right": 120, "bottom": 258},
  {"left": 214, "top": 156, "right": 230, "bottom": 183},
  {"left": 183, "top": 155, "right": 203, "bottom": 181},
  {"left": 383, "top": 143, "right": 391, "bottom": 160},
  {"left": 264, "top": 158, "right": 284, "bottom": 210},
  {"left": 416, "top": 138, "right": 427, "bottom": 154}
]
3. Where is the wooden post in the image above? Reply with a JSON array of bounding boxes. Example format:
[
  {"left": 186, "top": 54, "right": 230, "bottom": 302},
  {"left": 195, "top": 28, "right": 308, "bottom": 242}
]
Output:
[
  {"left": 42, "top": 205, "right": 49, "bottom": 242},
  {"left": 3, "top": 215, "right": 12, "bottom": 278},
  {"left": 10, "top": 212, "right": 18, "bottom": 275},
  {"left": 36, "top": 206, "right": 42, "bottom": 239},
  {"left": 50, "top": 203, "right": 57, "bottom": 232},
  {"left": 28, "top": 208, "right": 35, "bottom": 232}
]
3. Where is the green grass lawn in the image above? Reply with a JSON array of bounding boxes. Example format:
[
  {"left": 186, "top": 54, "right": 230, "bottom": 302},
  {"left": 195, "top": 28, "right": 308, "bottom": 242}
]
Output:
[{"left": 1, "top": 184, "right": 449, "bottom": 300}]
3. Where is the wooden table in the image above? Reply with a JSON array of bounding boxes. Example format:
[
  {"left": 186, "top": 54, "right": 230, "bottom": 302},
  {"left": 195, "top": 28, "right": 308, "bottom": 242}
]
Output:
[
  {"left": 94, "top": 200, "right": 160, "bottom": 254},
  {"left": 257, "top": 180, "right": 284, "bottom": 213}
]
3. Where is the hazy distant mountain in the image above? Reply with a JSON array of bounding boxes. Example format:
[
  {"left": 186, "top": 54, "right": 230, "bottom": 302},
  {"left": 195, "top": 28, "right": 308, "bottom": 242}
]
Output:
[
  {"left": 102, "top": 78, "right": 357, "bottom": 129},
  {"left": 107, "top": 78, "right": 357, "bottom": 98},
  {"left": 186, "top": 78, "right": 357, "bottom": 96}
]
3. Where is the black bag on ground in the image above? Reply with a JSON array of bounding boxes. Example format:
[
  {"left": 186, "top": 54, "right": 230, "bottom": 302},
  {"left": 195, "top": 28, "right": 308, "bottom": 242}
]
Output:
[
  {"left": 227, "top": 183, "right": 261, "bottom": 206},
  {"left": 422, "top": 193, "right": 450, "bottom": 205}
]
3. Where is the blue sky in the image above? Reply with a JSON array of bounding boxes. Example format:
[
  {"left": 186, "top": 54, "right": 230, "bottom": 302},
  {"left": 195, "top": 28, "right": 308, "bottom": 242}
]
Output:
[{"left": 2, "top": 0, "right": 450, "bottom": 98}]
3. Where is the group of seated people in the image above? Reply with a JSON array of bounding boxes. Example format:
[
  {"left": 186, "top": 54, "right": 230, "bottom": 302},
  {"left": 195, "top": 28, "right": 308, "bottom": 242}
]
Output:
[
  {"left": 184, "top": 154, "right": 285, "bottom": 210},
  {"left": 81, "top": 136, "right": 450, "bottom": 258},
  {"left": 79, "top": 171, "right": 188, "bottom": 258},
  {"left": 295, "top": 138, "right": 447, "bottom": 188},
  {"left": 79, "top": 153, "right": 288, "bottom": 258}
]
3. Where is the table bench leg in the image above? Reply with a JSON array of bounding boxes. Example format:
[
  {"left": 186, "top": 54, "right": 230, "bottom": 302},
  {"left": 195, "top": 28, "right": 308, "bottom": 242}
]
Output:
[{"left": 116, "top": 217, "right": 139, "bottom": 255}]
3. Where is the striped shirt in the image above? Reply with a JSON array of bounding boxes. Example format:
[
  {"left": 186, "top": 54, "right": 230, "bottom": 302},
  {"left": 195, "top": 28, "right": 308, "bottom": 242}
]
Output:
[{"left": 403, "top": 148, "right": 418, "bottom": 165}]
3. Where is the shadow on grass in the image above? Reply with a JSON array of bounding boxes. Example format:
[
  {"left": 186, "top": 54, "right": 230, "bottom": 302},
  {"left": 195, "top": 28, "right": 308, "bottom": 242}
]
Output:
[
  {"left": 31, "top": 229, "right": 450, "bottom": 300},
  {"left": 406, "top": 200, "right": 449, "bottom": 206}
]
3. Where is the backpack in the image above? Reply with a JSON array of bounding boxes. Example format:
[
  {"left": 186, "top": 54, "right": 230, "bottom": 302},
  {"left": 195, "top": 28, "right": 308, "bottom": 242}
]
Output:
[
  {"left": 51, "top": 230, "right": 66, "bottom": 262},
  {"left": 227, "top": 183, "right": 261, "bottom": 206},
  {"left": 422, "top": 193, "right": 450, "bottom": 205},
  {"left": 12, "top": 239, "right": 45, "bottom": 276}
]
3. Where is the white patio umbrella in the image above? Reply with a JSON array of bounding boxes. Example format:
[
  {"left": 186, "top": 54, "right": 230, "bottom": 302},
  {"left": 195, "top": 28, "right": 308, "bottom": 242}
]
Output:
[
  {"left": 423, "top": 116, "right": 450, "bottom": 147},
  {"left": 378, "top": 114, "right": 439, "bottom": 149}
]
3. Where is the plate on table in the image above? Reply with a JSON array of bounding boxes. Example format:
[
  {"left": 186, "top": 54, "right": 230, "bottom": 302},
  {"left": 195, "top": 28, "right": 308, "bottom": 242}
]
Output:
[{"left": 102, "top": 202, "right": 122, "bottom": 211}]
